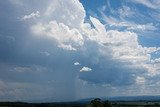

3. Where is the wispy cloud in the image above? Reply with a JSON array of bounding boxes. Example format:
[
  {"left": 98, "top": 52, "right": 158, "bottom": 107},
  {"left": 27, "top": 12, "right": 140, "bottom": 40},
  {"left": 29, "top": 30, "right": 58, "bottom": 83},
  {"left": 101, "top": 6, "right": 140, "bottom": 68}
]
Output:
[
  {"left": 40, "top": 51, "right": 50, "bottom": 56},
  {"left": 132, "top": 0, "right": 160, "bottom": 9},
  {"left": 100, "top": 7, "right": 157, "bottom": 32},
  {"left": 22, "top": 11, "right": 40, "bottom": 20},
  {"left": 118, "top": 5, "right": 135, "bottom": 19}
]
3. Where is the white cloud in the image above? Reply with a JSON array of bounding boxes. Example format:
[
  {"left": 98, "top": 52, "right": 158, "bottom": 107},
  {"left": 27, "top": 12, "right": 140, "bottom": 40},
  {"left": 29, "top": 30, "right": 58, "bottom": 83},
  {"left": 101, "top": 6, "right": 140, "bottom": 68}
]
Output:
[
  {"left": 118, "top": 6, "right": 135, "bottom": 19},
  {"left": 136, "top": 76, "right": 146, "bottom": 85},
  {"left": 29, "top": 0, "right": 86, "bottom": 51},
  {"left": 83, "top": 16, "right": 160, "bottom": 77},
  {"left": 100, "top": 6, "right": 157, "bottom": 32},
  {"left": 80, "top": 67, "right": 92, "bottom": 72},
  {"left": 74, "top": 62, "right": 80, "bottom": 66},
  {"left": 31, "top": 21, "right": 84, "bottom": 51},
  {"left": 90, "top": 17, "right": 106, "bottom": 33},
  {"left": 101, "top": 13, "right": 157, "bottom": 32},
  {"left": 44, "top": 0, "right": 85, "bottom": 29},
  {"left": 151, "top": 58, "right": 160, "bottom": 63},
  {"left": 10, "top": 0, "right": 160, "bottom": 96},
  {"left": 144, "top": 47, "right": 160, "bottom": 54},
  {"left": 103, "top": 15, "right": 157, "bottom": 32},
  {"left": 14, "top": 67, "right": 31, "bottom": 73},
  {"left": 19, "top": 0, "right": 160, "bottom": 86},
  {"left": 133, "top": 0, "right": 160, "bottom": 9},
  {"left": 40, "top": 51, "right": 50, "bottom": 56},
  {"left": 127, "top": 23, "right": 157, "bottom": 31},
  {"left": 13, "top": 66, "right": 47, "bottom": 73},
  {"left": 58, "top": 44, "right": 77, "bottom": 51},
  {"left": 22, "top": 11, "right": 40, "bottom": 20}
]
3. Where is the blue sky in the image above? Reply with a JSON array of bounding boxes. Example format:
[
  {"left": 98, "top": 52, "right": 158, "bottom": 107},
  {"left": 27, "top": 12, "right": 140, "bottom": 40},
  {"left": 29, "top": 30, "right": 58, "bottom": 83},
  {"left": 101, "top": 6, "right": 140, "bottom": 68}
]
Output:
[{"left": 0, "top": 0, "right": 160, "bottom": 102}]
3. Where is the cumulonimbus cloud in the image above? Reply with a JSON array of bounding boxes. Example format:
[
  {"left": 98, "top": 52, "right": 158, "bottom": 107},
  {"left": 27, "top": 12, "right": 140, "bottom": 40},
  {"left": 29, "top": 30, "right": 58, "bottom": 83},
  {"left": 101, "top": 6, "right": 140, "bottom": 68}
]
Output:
[
  {"left": 28, "top": 0, "right": 160, "bottom": 86},
  {"left": 1, "top": 0, "right": 160, "bottom": 101}
]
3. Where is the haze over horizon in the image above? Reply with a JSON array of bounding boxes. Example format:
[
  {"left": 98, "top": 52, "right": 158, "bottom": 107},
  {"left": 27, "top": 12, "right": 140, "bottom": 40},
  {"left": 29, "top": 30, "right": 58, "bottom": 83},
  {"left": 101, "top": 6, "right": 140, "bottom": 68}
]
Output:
[{"left": 0, "top": 0, "right": 160, "bottom": 102}]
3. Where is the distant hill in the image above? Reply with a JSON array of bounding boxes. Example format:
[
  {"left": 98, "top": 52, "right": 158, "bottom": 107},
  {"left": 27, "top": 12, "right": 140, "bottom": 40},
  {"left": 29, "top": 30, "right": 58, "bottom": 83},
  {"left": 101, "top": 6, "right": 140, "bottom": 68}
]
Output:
[
  {"left": 78, "top": 95, "right": 160, "bottom": 102},
  {"left": 12, "top": 95, "right": 160, "bottom": 103},
  {"left": 108, "top": 96, "right": 160, "bottom": 101}
]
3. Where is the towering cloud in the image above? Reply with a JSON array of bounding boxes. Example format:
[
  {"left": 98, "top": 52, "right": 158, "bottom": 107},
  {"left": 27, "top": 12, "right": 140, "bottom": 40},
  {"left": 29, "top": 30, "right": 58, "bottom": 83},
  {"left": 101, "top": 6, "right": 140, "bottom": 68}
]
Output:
[{"left": 0, "top": 0, "right": 160, "bottom": 101}]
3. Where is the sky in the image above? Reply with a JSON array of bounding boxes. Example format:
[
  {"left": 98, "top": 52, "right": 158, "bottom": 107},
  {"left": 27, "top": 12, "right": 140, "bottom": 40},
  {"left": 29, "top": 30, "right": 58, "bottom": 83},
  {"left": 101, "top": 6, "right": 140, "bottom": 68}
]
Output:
[{"left": 0, "top": 0, "right": 160, "bottom": 102}]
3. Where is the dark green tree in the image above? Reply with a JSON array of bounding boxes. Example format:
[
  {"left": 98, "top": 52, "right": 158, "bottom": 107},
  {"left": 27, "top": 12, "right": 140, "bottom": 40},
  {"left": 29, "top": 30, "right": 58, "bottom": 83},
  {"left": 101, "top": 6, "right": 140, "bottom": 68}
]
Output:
[
  {"left": 103, "top": 100, "right": 112, "bottom": 107},
  {"left": 90, "top": 98, "right": 104, "bottom": 107}
]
